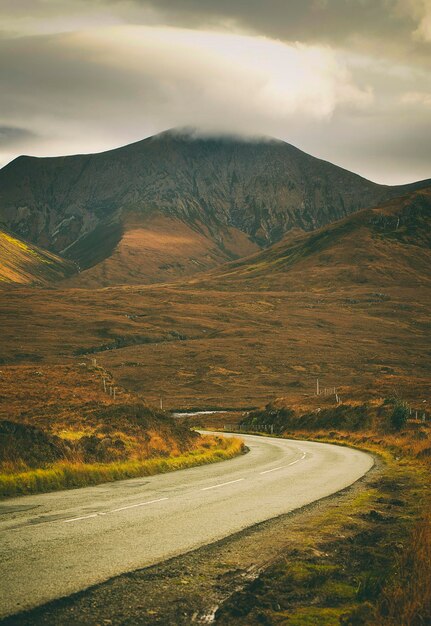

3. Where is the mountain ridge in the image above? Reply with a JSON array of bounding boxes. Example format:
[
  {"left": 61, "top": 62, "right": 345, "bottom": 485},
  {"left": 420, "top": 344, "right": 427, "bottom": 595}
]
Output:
[
  {"left": 1, "top": 128, "right": 429, "bottom": 286},
  {"left": 192, "top": 186, "right": 431, "bottom": 290}
]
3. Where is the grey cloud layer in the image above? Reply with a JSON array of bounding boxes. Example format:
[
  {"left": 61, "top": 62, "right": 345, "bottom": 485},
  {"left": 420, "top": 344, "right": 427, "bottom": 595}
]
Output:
[
  {"left": 0, "top": 1, "right": 429, "bottom": 184},
  {"left": 0, "top": 126, "right": 36, "bottom": 146},
  {"left": 3, "top": 1, "right": 431, "bottom": 64}
]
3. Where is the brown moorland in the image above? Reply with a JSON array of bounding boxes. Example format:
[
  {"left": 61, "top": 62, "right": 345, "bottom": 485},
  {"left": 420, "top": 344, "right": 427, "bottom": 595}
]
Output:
[
  {"left": 1, "top": 188, "right": 429, "bottom": 411},
  {"left": 0, "top": 361, "right": 244, "bottom": 498}
]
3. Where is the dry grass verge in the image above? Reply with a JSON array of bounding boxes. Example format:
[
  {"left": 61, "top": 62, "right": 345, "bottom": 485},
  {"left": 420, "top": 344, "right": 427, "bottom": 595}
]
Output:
[
  {"left": 224, "top": 402, "right": 431, "bottom": 624},
  {"left": 0, "top": 435, "right": 244, "bottom": 499}
]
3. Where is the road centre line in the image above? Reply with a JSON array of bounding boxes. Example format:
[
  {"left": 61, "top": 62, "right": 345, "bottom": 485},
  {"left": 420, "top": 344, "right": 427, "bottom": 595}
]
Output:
[
  {"left": 260, "top": 454, "right": 306, "bottom": 474},
  {"left": 61, "top": 448, "right": 308, "bottom": 524},
  {"left": 201, "top": 478, "right": 244, "bottom": 491},
  {"left": 260, "top": 466, "right": 284, "bottom": 475},
  {"left": 64, "top": 514, "right": 99, "bottom": 523},
  {"left": 109, "top": 497, "right": 169, "bottom": 513},
  {"left": 63, "top": 498, "right": 169, "bottom": 523}
]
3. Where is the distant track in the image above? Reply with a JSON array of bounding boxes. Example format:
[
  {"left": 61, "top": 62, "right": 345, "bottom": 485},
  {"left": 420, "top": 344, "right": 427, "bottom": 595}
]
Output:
[{"left": 0, "top": 433, "right": 373, "bottom": 618}]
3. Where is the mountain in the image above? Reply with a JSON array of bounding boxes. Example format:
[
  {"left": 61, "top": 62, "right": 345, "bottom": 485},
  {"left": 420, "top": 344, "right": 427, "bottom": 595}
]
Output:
[
  {"left": 0, "top": 229, "right": 76, "bottom": 285},
  {"left": 0, "top": 128, "right": 429, "bottom": 286},
  {"left": 63, "top": 213, "right": 258, "bottom": 288},
  {"left": 193, "top": 187, "right": 431, "bottom": 290}
]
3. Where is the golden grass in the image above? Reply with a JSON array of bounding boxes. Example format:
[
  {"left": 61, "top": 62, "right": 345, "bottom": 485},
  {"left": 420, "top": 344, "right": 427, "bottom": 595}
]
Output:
[
  {"left": 0, "top": 435, "right": 244, "bottom": 499},
  {"left": 0, "top": 229, "right": 75, "bottom": 284},
  {"left": 259, "top": 425, "right": 431, "bottom": 625},
  {"left": 377, "top": 509, "right": 431, "bottom": 625}
]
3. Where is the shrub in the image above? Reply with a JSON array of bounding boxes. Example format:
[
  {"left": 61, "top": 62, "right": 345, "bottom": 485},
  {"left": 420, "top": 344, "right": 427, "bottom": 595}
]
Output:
[{"left": 390, "top": 402, "right": 409, "bottom": 430}]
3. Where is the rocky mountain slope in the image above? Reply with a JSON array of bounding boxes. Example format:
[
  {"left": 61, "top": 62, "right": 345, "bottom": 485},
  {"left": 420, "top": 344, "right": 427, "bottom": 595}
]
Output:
[
  {"left": 196, "top": 187, "right": 431, "bottom": 290},
  {"left": 1, "top": 128, "right": 429, "bottom": 286},
  {"left": 0, "top": 229, "right": 76, "bottom": 285}
]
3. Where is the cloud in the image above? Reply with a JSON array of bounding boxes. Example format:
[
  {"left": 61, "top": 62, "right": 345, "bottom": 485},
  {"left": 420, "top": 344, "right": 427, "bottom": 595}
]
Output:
[
  {"left": 2, "top": 1, "right": 430, "bottom": 66},
  {"left": 0, "top": 25, "right": 371, "bottom": 146},
  {"left": 112, "top": 0, "right": 431, "bottom": 67},
  {"left": 0, "top": 126, "right": 36, "bottom": 146},
  {"left": 402, "top": 90, "right": 431, "bottom": 106},
  {"left": 399, "top": 0, "right": 431, "bottom": 43},
  {"left": 0, "top": 8, "right": 429, "bottom": 184}
]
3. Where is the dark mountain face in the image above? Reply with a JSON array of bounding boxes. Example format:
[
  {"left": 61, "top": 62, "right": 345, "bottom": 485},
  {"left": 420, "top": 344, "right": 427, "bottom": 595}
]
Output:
[
  {"left": 0, "top": 129, "right": 429, "bottom": 270},
  {"left": 197, "top": 187, "right": 431, "bottom": 291}
]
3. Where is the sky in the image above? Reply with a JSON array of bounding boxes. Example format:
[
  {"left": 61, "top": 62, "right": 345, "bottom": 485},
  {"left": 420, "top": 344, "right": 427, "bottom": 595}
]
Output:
[{"left": 0, "top": 0, "right": 430, "bottom": 184}]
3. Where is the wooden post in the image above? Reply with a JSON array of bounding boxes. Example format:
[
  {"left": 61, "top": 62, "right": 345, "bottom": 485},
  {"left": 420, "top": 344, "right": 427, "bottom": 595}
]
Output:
[
  {"left": 113, "top": 387, "right": 116, "bottom": 400},
  {"left": 316, "top": 379, "right": 320, "bottom": 396},
  {"left": 103, "top": 378, "right": 106, "bottom": 393},
  {"left": 160, "top": 397, "right": 163, "bottom": 410}
]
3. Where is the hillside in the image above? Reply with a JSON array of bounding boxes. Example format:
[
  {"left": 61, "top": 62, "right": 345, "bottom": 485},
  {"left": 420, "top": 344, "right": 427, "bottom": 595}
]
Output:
[
  {"left": 0, "top": 229, "right": 76, "bottom": 285},
  {"left": 1, "top": 128, "right": 429, "bottom": 286},
  {"left": 0, "top": 189, "right": 429, "bottom": 409},
  {"left": 194, "top": 186, "right": 431, "bottom": 290},
  {"left": 64, "top": 213, "right": 258, "bottom": 288}
]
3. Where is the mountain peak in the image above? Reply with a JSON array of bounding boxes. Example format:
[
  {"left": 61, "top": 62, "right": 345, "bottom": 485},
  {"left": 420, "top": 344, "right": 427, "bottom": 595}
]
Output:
[
  {"left": 149, "top": 125, "right": 281, "bottom": 145},
  {"left": 0, "top": 129, "right": 429, "bottom": 287}
]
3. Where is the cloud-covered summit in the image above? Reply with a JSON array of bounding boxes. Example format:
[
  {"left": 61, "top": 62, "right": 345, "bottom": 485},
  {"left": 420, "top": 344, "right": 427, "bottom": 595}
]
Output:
[{"left": 0, "top": 0, "right": 429, "bottom": 184}]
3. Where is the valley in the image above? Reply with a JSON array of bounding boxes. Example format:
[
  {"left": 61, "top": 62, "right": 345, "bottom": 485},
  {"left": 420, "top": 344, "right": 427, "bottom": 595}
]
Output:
[{"left": 0, "top": 130, "right": 430, "bottom": 625}]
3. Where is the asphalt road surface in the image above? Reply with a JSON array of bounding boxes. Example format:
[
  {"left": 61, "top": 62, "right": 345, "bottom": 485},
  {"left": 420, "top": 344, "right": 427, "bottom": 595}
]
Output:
[{"left": 0, "top": 433, "right": 373, "bottom": 618}]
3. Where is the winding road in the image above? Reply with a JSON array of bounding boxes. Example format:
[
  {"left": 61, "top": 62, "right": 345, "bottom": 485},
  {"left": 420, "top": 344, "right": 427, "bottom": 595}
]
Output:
[{"left": 0, "top": 433, "right": 373, "bottom": 618}]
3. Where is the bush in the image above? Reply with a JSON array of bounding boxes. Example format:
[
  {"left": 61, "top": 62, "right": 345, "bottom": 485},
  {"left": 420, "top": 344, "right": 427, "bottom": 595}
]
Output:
[{"left": 390, "top": 402, "right": 409, "bottom": 430}]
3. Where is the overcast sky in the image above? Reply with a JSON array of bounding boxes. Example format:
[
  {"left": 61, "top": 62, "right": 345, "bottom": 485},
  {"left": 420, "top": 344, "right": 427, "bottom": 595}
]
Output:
[{"left": 0, "top": 0, "right": 430, "bottom": 184}]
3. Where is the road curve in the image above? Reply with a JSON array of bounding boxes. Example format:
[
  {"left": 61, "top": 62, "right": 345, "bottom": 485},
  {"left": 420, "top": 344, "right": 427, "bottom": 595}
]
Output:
[{"left": 0, "top": 433, "right": 373, "bottom": 618}]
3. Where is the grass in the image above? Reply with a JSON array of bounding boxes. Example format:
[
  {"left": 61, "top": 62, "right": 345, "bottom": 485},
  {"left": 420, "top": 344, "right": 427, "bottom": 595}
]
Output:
[
  {"left": 220, "top": 399, "right": 431, "bottom": 625},
  {"left": 0, "top": 435, "right": 244, "bottom": 498},
  {"left": 0, "top": 363, "right": 245, "bottom": 499},
  {"left": 216, "top": 450, "right": 428, "bottom": 625},
  {"left": 377, "top": 508, "right": 431, "bottom": 625},
  {"left": 0, "top": 229, "right": 75, "bottom": 284}
]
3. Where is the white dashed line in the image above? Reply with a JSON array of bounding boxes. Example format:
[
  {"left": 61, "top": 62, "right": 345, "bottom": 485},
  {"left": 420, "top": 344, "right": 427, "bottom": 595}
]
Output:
[
  {"left": 260, "top": 455, "right": 305, "bottom": 474},
  {"left": 260, "top": 466, "right": 284, "bottom": 475},
  {"left": 201, "top": 478, "right": 244, "bottom": 491},
  {"left": 61, "top": 448, "right": 309, "bottom": 524},
  {"left": 63, "top": 498, "right": 168, "bottom": 523},
  {"left": 64, "top": 514, "right": 98, "bottom": 524},
  {"left": 109, "top": 497, "right": 168, "bottom": 513}
]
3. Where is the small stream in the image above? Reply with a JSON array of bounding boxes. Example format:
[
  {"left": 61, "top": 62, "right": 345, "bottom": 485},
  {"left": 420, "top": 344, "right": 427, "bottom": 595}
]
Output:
[{"left": 171, "top": 410, "right": 233, "bottom": 418}]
